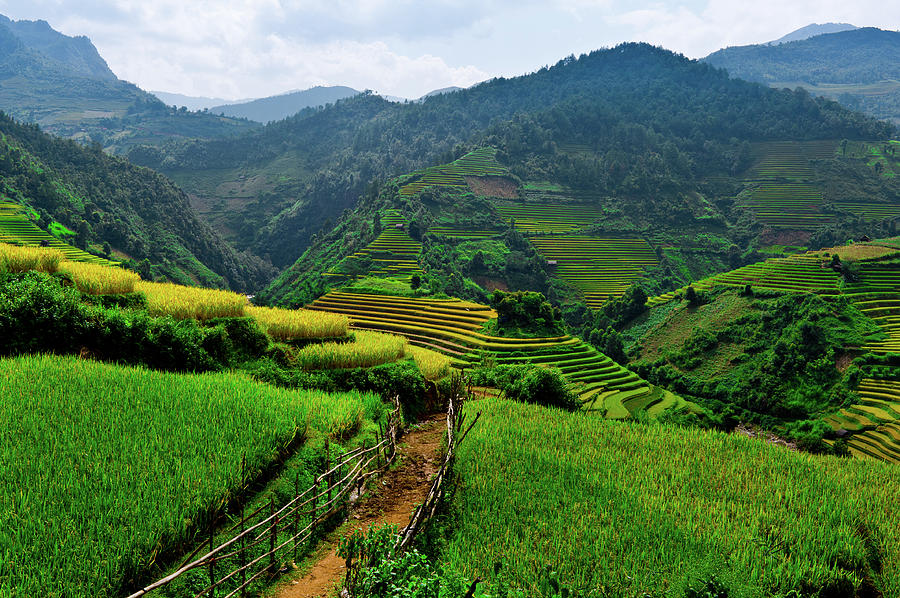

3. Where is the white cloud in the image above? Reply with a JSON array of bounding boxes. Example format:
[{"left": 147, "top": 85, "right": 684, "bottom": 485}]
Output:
[
  {"left": 2, "top": 0, "right": 900, "bottom": 98},
  {"left": 613, "top": 0, "right": 900, "bottom": 58}
]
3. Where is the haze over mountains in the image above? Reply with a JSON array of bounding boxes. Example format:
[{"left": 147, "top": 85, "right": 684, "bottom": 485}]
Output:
[{"left": 766, "top": 22, "right": 858, "bottom": 45}]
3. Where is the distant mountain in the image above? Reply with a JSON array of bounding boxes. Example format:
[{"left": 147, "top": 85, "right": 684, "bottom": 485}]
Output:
[
  {"left": 767, "top": 23, "right": 858, "bottom": 45},
  {"left": 129, "top": 43, "right": 891, "bottom": 281},
  {"left": 421, "top": 86, "right": 463, "bottom": 98},
  {"left": 210, "top": 86, "right": 359, "bottom": 123},
  {"left": 151, "top": 91, "right": 236, "bottom": 111},
  {"left": 0, "top": 14, "right": 259, "bottom": 151},
  {"left": 705, "top": 27, "right": 900, "bottom": 123}
]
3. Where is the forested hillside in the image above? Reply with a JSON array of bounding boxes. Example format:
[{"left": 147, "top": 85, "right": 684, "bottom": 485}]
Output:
[
  {"left": 705, "top": 27, "right": 900, "bottom": 123},
  {"left": 0, "top": 113, "right": 273, "bottom": 289},
  {"left": 131, "top": 43, "right": 892, "bottom": 272}
]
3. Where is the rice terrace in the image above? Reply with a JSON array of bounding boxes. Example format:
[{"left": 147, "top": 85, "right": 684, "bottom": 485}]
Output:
[{"left": 2, "top": 9, "right": 900, "bottom": 598}]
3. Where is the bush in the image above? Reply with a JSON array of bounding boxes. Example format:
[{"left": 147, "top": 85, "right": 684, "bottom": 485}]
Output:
[{"left": 469, "top": 363, "right": 578, "bottom": 411}]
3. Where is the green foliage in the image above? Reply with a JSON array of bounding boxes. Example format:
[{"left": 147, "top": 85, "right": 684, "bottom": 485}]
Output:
[
  {"left": 338, "top": 524, "right": 443, "bottom": 598},
  {"left": 600, "top": 284, "right": 649, "bottom": 329},
  {"left": 629, "top": 290, "right": 883, "bottom": 438},
  {"left": 587, "top": 326, "right": 627, "bottom": 365},
  {"left": 0, "top": 271, "right": 268, "bottom": 371},
  {"left": 251, "top": 358, "right": 428, "bottom": 421},
  {"left": 467, "top": 363, "right": 578, "bottom": 411},
  {"left": 490, "top": 289, "right": 563, "bottom": 336}
]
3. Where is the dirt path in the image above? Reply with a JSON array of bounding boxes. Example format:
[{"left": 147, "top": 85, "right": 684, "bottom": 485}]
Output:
[{"left": 275, "top": 415, "right": 445, "bottom": 598}]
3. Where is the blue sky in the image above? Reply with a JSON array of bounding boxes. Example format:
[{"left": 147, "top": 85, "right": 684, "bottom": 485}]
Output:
[{"left": 1, "top": 0, "right": 898, "bottom": 100}]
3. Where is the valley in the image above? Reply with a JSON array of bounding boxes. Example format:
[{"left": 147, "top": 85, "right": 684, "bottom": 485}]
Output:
[{"left": 0, "top": 11, "right": 899, "bottom": 598}]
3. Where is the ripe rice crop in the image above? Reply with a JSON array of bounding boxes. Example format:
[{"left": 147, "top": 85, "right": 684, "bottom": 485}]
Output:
[
  {"left": 136, "top": 280, "right": 248, "bottom": 320},
  {"left": 0, "top": 353, "right": 373, "bottom": 597},
  {"left": 292, "top": 330, "right": 407, "bottom": 370},
  {"left": 445, "top": 398, "right": 900, "bottom": 596},
  {"left": 57, "top": 261, "right": 141, "bottom": 295},
  {"left": 247, "top": 304, "right": 348, "bottom": 340},
  {"left": 0, "top": 242, "right": 63, "bottom": 273},
  {"left": 407, "top": 345, "right": 452, "bottom": 380}
]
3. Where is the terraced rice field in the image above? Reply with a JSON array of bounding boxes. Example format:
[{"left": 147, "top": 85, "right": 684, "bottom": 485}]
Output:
[
  {"left": 529, "top": 236, "right": 658, "bottom": 309},
  {"left": 835, "top": 201, "right": 900, "bottom": 221},
  {"left": 746, "top": 140, "right": 836, "bottom": 180},
  {"left": 843, "top": 259, "right": 900, "bottom": 354},
  {"left": 825, "top": 379, "right": 900, "bottom": 464},
  {"left": 428, "top": 226, "right": 502, "bottom": 239},
  {"left": 740, "top": 183, "right": 833, "bottom": 229},
  {"left": 648, "top": 254, "right": 841, "bottom": 307},
  {"left": 739, "top": 141, "right": 899, "bottom": 228},
  {"left": 306, "top": 291, "right": 680, "bottom": 415},
  {"left": 399, "top": 147, "right": 507, "bottom": 197},
  {"left": 493, "top": 202, "right": 604, "bottom": 233},
  {"left": 327, "top": 210, "right": 423, "bottom": 281},
  {"left": 0, "top": 201, "right": 114, "bottom": 265}
]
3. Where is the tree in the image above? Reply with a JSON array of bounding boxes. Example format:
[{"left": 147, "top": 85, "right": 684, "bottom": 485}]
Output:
[
  {"left": 410, "top": 274, "right": 421, "bottom": 290},
  {"left": 685, "top": 285, "right": 699, "bottom": 306}
]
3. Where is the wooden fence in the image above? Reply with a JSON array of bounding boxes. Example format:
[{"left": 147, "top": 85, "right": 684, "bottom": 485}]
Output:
[
  {"left": 398, "top": 384, "right": 478, "bottom": 549},
  {"left": 126, "top": 406, "right": 401, "bottom": 598}
]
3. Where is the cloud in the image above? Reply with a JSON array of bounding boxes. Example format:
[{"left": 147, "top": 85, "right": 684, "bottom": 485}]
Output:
[
  {"left": 2, "top": 0, "right": 900, "bottom": 98},
  {"left": 612, "top": 0, "right": 900, "bottom": 58}
]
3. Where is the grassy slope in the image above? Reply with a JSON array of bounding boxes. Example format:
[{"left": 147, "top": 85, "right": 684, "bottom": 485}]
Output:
[
  {"left": 0, "top": 354, "right": 373, "bottom": 597},
  {"left": 444, "top": 398, "right": 900, "bottom": 597}
]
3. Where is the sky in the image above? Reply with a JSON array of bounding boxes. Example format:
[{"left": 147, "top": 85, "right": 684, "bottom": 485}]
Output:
[{"left": 1, "top": 0, "right": 900, "bottom": 101}]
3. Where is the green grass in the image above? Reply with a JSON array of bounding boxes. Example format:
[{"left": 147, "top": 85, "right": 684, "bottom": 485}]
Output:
[
  {"left": 443, "top": 398, "right": 900, "bottom": 597},
  {"left": 0, "top": 354, "right": 374, "bottom": 597}
]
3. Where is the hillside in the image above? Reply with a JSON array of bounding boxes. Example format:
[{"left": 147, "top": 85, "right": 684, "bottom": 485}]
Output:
[
  {"left": 209, "top": 85, "right": 360, "bottom": 123},
  {"left": 624, "top": 238, "right": 900, "bottom": 462},
  {"left": 705, "top": 27, "right": 900, "bottom": 123},
  {"left": 132, "top": 43, "right": 892, "bottom": 272},
  {"left": 0, "top": 14, "right": 259, "bottom": 152},
  {"left": 0, "top": 113, "right": 273, "bottom": 289}
]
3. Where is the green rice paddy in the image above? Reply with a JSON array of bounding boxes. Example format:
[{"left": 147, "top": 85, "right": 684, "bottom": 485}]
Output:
[
  {"left": 398, "top": 147, "right": 507, "bottom": 196},
  {"left": 529, "top": 236, "right": 659, "bottom": 309},
  {"left": 0, "top": 201, "right": 114, "bottom": 265},
  {"left": 305, "top": 290, "right": 680, "bottom": 415},
  {"left": 0, "top": 354, "right": 372, "bottom": 597},
  {"left": 327, "top": 209, "right": 423, "bottom": 281}
]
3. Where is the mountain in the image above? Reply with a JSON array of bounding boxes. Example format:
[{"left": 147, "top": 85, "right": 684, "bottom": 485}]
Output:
[
  {"left": 0, "top": 113, "right": 273, "bottom": 289},
  {"left": 421, "top": 86, "right": 463, "bottom": 99},
  {"left": 151, "top": 91, "right": 236, "bottom": 111},
  {"left": 0, "top": 15, "right": 116, "bottom": 80},
  {"left": 130, "top": 43, "right": 890, "bottom": 280},
  {"left": 0, "top": 14, "right": 259, "bottom": 151},
  {"left": 705, "top": 27, "right": 900, "bottom": 123},
  {"left": 209, "top": 86, "right": 359, "bottom": 123},
  {"left": 767, "top": 22, "right": 858, "bottom": 45}
]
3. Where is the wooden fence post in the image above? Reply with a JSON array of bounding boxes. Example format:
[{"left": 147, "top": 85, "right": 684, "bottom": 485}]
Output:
[
  {"left": 325, "top": 438, "right": 332, "bottom": 504},
  {"left": 309, "top": 474, "right": 318, "bottom": 551},
  {"left": 239, "top": 504, "right": 246, "bottom": 598},
  {"left": 269, "top": 500, "right": 277, "bottom": 574},
  {"left": 293, "top": 470, "right": 301, "bottom": 562},
  {"left": 208, "top": 525, "right": 215, "bottom": 598}
]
